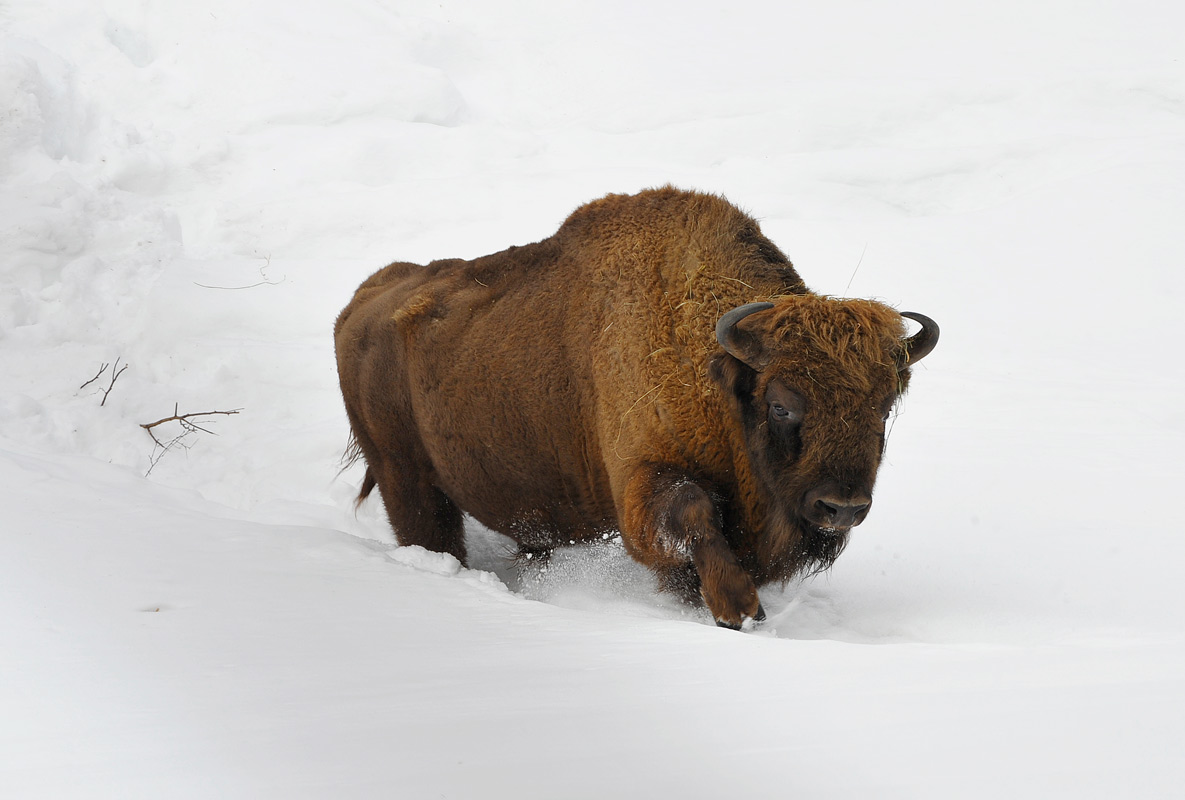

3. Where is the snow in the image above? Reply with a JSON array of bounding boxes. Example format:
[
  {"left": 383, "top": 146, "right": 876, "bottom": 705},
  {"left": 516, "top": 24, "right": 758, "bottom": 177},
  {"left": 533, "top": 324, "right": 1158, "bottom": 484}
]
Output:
[{"left": 2, "top": 0, "right": 1184, "bottom": 796}]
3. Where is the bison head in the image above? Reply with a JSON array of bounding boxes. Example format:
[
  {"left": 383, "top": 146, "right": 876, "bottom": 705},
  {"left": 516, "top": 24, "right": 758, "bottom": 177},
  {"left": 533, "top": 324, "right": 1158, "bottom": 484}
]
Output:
[{"left": 710, "top": 295, "right": 938, "bottom": 577}]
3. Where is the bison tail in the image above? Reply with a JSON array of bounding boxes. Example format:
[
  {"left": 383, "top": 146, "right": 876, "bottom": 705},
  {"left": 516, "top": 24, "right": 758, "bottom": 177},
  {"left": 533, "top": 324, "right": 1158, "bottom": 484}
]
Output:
[
  {"left": 339, "top": 434, "right": 376, "bottom": 508},
  {"left": 356, "top": 468, "right": 377, "bottom": 509}
]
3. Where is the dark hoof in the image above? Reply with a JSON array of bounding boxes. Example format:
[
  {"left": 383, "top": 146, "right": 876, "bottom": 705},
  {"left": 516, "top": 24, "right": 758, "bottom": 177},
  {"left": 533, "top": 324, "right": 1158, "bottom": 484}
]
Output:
[{"left": 715, "top": 606, "right": 765, "bottom": 631}]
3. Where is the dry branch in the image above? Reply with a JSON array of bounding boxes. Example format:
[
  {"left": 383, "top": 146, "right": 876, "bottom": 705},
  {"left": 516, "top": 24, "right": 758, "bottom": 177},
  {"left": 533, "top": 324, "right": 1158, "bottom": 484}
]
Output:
[
  {"left": 140, "top": 405, "right": 242, "bottom": 475},
  {"left": 100, "top": 357, "right": 128, "bottom": 407},
  {"left": 80, "top": 362, "right": 109, "bottom": 390},
  {"left": 141, "top": 404, "right": 241, "bottom": 445},
  {"left": 194, "top": 257, "right": 284, "bottom": 290}
]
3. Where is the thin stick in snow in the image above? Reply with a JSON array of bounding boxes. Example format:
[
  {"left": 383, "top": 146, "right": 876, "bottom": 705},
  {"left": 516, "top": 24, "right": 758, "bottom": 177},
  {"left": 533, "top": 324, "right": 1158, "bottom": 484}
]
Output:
[
  {"left": 100, "top": 358, "right": 129, "bottom": 406},
  {"left": 140, "top": 405, "right": 242, "bottom": 475},
  {"left": 141, "top": 405, "right": 242, "bottom": 446},
  {"left": 194, "top": 257, "right": 285, "bottom": 290},
  {"left": 80, "top": 362, "right": 109, "bottom": 390}
]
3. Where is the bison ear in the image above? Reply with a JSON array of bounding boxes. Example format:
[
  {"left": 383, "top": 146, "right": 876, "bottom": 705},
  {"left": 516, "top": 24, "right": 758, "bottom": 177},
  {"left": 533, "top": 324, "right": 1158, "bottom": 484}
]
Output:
[
  {"left": 715, "top": 302, "right": 774, "bottom": 370},
  {"left": 899, "top": 312, "right": 939, "bottom": 368},
  {"left": 708, "top": 352, "right": 756, "bottom": 411}
]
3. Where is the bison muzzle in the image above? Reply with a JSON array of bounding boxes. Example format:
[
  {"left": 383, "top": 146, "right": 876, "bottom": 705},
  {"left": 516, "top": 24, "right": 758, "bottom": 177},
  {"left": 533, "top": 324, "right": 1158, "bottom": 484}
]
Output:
[{"left": 335, "top": 187, "right": 938, "bottom": 629}]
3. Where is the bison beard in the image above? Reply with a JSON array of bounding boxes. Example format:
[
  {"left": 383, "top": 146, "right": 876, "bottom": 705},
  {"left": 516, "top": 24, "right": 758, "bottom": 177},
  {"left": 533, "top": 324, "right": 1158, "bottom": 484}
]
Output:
[
  {"left": 793, "top": 526, "right": 851, "bottom": 578},
  {"left": 334, "top": 187, "right": 938, "bottom": 629}
]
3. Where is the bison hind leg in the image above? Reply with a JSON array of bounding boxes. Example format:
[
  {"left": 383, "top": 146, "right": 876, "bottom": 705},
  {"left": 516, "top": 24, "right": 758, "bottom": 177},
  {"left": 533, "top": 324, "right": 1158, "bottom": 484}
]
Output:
[{"left": 370, "top": 462, "right": 467, "bottom": 564}]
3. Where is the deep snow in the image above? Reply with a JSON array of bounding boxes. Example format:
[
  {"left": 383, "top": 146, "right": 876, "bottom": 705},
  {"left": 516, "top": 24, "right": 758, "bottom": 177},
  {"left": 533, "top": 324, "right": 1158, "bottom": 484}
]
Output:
[{"left": 3, "top": 1, "right": 1184, "bottom": 797}]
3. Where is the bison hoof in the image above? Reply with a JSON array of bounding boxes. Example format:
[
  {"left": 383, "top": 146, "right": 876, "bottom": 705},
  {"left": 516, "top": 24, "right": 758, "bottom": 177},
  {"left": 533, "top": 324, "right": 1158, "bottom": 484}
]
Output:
[{"left": 714, "top": 604, "right": 767, "bottom": 632}]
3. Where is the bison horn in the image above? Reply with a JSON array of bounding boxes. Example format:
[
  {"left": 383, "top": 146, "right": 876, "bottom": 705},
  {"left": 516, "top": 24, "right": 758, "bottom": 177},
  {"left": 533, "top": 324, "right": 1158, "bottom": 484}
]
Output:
[
  {"left": 900, "top": 311, "right": 939, "bottom": 367},
  {"left": 716, "top": 301, "right": 775, "bottom": 368}
]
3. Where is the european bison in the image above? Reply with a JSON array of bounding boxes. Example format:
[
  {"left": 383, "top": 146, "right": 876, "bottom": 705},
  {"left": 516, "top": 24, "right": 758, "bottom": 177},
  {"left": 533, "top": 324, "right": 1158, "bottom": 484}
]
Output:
[{"left": 335, "top": 187, "right": 938, "bottom": 628}]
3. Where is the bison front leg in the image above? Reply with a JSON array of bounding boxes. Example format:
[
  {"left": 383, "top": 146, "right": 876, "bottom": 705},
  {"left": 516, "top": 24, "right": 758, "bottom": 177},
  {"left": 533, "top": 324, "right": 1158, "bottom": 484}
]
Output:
[{"left": 622, "top": 465, "right": 762, "bottom": 630}]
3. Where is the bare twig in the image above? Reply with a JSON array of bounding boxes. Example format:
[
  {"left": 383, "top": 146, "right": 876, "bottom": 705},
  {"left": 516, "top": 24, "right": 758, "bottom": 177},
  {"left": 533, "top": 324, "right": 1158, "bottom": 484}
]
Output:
[
  {"left": 100, "top": 358, "right": 128, "bottom": 406},
  {"left": 80, "top": 362, "right": 109, "bottom": 390},
  {"left": 144, "top": 432, "right": 193, "bottom": 476},
  {"left": 843, "top": 241, "right": 869, "bottom": 297},
  {"left": 194, "top": 256, "right": 285, "bottom": 290},
  {"left": 141, "top": 404, "right": 242, "bottom": 445},
  {"left": 140, "top": 405, "right": 242, "bottom": 475}
]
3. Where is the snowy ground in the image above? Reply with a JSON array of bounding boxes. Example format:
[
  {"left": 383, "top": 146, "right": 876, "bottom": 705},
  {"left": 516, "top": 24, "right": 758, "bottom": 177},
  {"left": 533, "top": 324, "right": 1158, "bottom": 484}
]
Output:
[{"left": 3, "top": 1, "right": 1184, "bottom": 797}]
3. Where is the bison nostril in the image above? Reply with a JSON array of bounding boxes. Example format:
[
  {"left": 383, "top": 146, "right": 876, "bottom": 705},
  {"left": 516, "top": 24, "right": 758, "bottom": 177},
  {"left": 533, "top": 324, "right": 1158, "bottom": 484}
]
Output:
[
  {"left": 817, "top": 499, "right": 840, "bottom": 517},
  {"left": 849, "top": 501, "right": 871, "bottom": 523},
  {"left": 812, "top": 497, "right": 871, "bottom": 529}
]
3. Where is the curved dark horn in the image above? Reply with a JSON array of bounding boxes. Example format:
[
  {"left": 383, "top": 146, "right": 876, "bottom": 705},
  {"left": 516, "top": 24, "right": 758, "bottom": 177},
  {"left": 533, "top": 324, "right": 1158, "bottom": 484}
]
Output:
[
  {"left": 716, "top": 301, "right": 775, "bottom": 367},
  {"left": 900, "top": 311, "right": 939, "bottom": 367}
]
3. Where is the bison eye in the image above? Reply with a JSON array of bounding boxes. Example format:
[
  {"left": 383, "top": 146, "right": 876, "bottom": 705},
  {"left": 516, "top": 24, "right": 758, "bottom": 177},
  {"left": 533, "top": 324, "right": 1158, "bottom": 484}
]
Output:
[
  {"left": 769, "top": 402, "right": 800, "bottom": 424},
  {"left": 764, "top": 380, "right": 805, "bottom": 427}
]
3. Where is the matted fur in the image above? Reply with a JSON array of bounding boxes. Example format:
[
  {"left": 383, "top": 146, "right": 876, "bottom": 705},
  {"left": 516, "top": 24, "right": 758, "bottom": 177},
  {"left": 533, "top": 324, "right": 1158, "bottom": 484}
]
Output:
[
  {"left": 760, "top": 296, "right": 907, "bottom": 388},
  {"left": 334, "top": 187, "right": 934, "bottom": 627}
]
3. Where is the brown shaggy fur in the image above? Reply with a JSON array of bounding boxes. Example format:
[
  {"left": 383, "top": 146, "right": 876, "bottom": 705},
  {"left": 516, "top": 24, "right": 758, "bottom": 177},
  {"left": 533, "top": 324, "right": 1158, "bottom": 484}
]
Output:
[{"left": 334, "top": 187, "right": 935, "bottom": 628}]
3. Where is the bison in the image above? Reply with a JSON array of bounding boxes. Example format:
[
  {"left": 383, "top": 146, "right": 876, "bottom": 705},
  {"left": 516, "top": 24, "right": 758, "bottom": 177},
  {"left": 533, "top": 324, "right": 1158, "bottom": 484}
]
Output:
[{"left": 335, "top": 187, "right": 938, "bottom": 628}]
